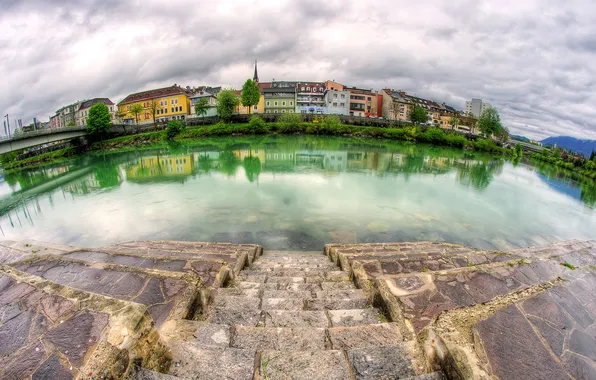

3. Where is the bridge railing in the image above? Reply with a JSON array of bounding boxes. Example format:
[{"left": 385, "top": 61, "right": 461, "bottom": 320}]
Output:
[{"left": 0, "top": 125, "right": 87, "bottom": 142}]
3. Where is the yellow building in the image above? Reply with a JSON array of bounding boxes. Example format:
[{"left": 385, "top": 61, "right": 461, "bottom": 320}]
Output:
[
  {"left": 117, "top": 85, "right": 192, "bottom": 124},
  {"left": 234, "top": 91, "right": 265, "bottom": 114}
]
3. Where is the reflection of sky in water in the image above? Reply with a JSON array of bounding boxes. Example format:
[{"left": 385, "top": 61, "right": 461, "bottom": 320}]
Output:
[{"left": 1, "top": 136, "right": 595, "bottom": 249}]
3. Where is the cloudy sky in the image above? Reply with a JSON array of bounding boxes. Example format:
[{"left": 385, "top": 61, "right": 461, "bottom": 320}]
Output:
[{"left": 1, "top": 0, "right": 595, "bottom": 140}]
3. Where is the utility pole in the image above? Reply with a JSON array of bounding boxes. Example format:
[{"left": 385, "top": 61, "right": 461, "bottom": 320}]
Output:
[{"left": 4, "top": 114, "right": 10, "bottom": 138}]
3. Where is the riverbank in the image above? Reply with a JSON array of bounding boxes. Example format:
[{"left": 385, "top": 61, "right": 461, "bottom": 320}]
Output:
[
  {"left": 1, "top": 121, "right": 509, "bottom": 171},
  {"left": 531, "top": 151, "right": 596, "bottom": 180}
]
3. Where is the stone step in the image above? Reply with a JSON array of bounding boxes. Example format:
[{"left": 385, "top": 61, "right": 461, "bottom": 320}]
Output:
[
  {"left": 160, "top": 320, "right": 231, "bottom": 348},
  {"left": 233, "top": 281, "right": 324, "bottom": 291},
  {"left": 167, "top": 343, "right": 255, "bottom": 380},
  {"left": 212, "top": 295, "right": 262, "bottom": 310},
  {"left": 240, "top": 267, "right": 335, "bottom": 277},
  {"left": 328, "top": 309, "right": 383, "bottom": 326},
  {"left": 264, "top": 310, "right": 329, "bottom": 327},
  {"left": 316, "top": 289, "right": 367, "bottom": 299},
  {"left": 237, "top": 270, "right": 350, "bottom": 283},
  {"left": 129, "top": 368, "right": 180, "bottom": 379},
  {"left": 348, "top": 344, "right": 417, "bottom": 380},
  {"left": 260, "top": 350, "right": 351, "bottom": 380},
  {"left": 249, "top": 262, "right": 338, "bottom": 270},
  {"left": 262, "top": 290, "right": 314, "bottom": 299},
  {"left": 261, "top": 250, "right": 324, "bottom": 256},
  {"left": 207, "top": 307, "right": 263, "bottom": 326},
  {"left": 304, "top": 297, "right": 368, "bottom": 310},
  {"left": 328, "top": 323, "right": 403, "bottom": 349},
  {"left": 403, "top": 373, "right": 447, "bottom": 380},
  {"left": 231, "top": 326, "right": 328, "bottom": 351},
  {"left": 215, "top": 287, "right": 261, "bottom": 297},
  {"left": 262, "top": 298, "right": 305, "bottom": 310}
]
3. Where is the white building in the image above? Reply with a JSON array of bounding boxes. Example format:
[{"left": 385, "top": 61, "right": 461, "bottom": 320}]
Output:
[
  {"left": 75, "top": 98, "right": 115, "bottom": 126},
  {"left": 324, "top": 90, "right": 350, "bottom": 116},
  {"left": 465, "top": 98, "right": 492, "bottom": 118}
]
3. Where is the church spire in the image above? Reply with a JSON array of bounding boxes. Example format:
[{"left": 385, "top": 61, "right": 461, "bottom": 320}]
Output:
[{"left": 253, "top": 60, "right": 259, "bottom": 83}]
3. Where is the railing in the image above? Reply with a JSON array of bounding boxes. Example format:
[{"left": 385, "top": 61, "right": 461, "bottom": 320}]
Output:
[{"left": 0, "top": 125, "right": 87, "bottom": 142}]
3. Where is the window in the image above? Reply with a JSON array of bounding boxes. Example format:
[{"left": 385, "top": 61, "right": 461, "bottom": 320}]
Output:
[
  {"left": 301, "top": 87, "right": 305, "bottom": 91},
  {"left": 341, "top": 94, "right": 345, "bottom": 99},
  {"left": 312, "top": 88, "right": 317, "bottom": 92},
  {"left": 289, "top": 110, "right": 293, "bottom": 113},
  {"left": 282, "top": 110, "right": 286, "bottom": 113},
  {"left": 333, "top": 94, "right": 338, "bottom": 98},
  {"left": 171, "top": 107, "right": 174, "bottom": 112},
  {"left": 274, "top": 110, "right": 278, "bottom": 114},
  {"left": 340, "top": 103, "right": 345, "bottom": 107},
  {"left": 266, "top": 101, "right": 270, "bottom": 106},
  {"left": 282, "top": 101, "right": 286, "bottom": 106},
  {"left": 164, "top": 100, "right": 168, "bottom": 105},
  {"left": 333, "top": 102, "right": 338, "bottom": 106},
  {"left": 274, "top": 101, "right": 278, "bottom": 106},
  {"left": 290, "top": 101, "right": 293, "bottom": 106},
  {"left": 367, "top": 97, "right": 371, "bottom": 101},
  {"left": 306, "top": 87, "right": 310, "bottom": 91}
]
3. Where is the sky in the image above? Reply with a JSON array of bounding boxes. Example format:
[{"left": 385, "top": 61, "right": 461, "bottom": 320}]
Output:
[{"left": 1, "top": 0, "right": 595, "bottom": 141}]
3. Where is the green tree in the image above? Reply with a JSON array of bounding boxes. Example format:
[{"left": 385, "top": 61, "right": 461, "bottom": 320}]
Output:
[
  {"left": 67, "top": 121, "right": 76, "bottom": 127},
  {"left": 194, "top": 97, "right": 211, "bottom": 117},
  {"left": 149, "top": 100, "right": 159, "bottom": 126},
  {"left": 590, "top": 149, "right": 595, "bottom": 161},
  {"left": 166, "top": 120, "right": 184, "bottom": 140},
  {"left": 477, "top": 108, "right": 502, "bottom": 138},
  {"left": 86, "top": 103, "right": 111, "bottom": 134},
  {"left": 515, "top": 142, "right": 523, "bottom": 158},
  {"left": 216, "top": 89, "right": 239, "bottom": 121},
  {"left": 449, "top": 115, "right": 459, "bottom": 130},
  {"left": 409, "top": 105, "right": 428, "bottom": 124},
  {"left": 129, "top": 103, "right": 144, "bottom": 125},
  {"left": 240, "top": 79, "right": 261, "bottom": 114}
]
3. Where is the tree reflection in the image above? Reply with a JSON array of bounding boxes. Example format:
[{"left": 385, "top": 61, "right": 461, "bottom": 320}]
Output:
[
  {"left": 93, "top": 160, "right": 121, "bottom": 189},
  {"left": 219, "top": 149, "right": 240, "bottom": 176},
  {"left": 457, "top": 159, "right": 503, "bottom": 190},
  {"left": 580, "top": 181, "right": 596, "bottom": 207},
  {"left": 243, "top": 156, "right": 261, "bottom": 182},
  {"left": 197, "top": 154, "right": 214, "bottom": 173}
]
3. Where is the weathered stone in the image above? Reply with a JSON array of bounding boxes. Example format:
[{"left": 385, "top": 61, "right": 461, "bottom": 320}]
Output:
[
  {"left": 328, "top": 309, "right": 381, "bottom": 326},
  {"left": 315, "top": 289, "right": 367, "bottom": 299},
  {"left": 212, "top": 296, "right": 261, "bottom": 310},
  {"left": 266, "top": 276, "right": 305, "bottom": 283},
  {"left": 168, "top": 344, "right": 255, "bottom": 380},
  {"left": 130, "top": 368, "right": 180, "bottom": 379},
  {"left": 569, "top": 329, "right": 596, "bottom": 361},
  {"left": 234, "top": 281, "right": 267, "bottom": 289},
  {"left": 32, "top": 354, "right": 74, "bottom": 380},
  {"left": 207, "top": 308, "right": 262, "bottom": 326},
  {"left": 304, "top": 298, "right": 368, "bottom": 310},
  {"left": 264, "top": 310, "right": 328, "bottom": 327},
  {"left": 526, "top": 316, "right": 565, "bottom": 357},
  {"left": 320, "top": 281, "right": 355, "bottom": 290},
  {"left": 161, "top": 320, "right": 231, "bottom": 348},
  {"left": 348, "top": 345, "right": 416, "bottom": 380},
  {"left": 231, "top": 326, "right": 326, "bottom": 350},
  {"left": 216, "top": 288, "right": 260, "bottom": 297},
  {"left": 328, "top": 323, "right": 403, "bottom": 349},
  {"left": 277, "top": 282, "right": 322, "bottom": 291},
  {"left": 402, "top": 373, "right": 446, "bottom": 380},
  {"left": 262, "top": 290, "right": 313, "bottom": 299},
  {"left": 474, "top": 304, "right": 569, "bottom": 380},
  {"left": 260, "top": 350, "right": 351, "bottom": 380},
  {"left": 562, "top": 351, "right": 596, "bottom": 380},
  {"left": 262, "top": 298, "right": 305, "bottom": 311}
]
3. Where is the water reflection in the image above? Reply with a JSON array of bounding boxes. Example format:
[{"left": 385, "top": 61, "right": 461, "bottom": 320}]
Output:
[{"left": 0, "top": 136, "right": 594, "bottom": 249}]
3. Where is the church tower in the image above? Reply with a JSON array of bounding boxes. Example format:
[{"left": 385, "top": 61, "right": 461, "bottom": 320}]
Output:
[{"left": 253, "top": 60, "right": 259, "bottom": 83}]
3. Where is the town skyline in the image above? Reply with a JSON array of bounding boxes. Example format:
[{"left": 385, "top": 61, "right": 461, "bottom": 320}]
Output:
[{"left": 2, "top": 0, "right": 595, "bottom": 141}]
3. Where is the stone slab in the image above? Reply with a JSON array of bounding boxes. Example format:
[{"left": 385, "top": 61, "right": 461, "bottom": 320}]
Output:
[
  {"left": 216, "top": 288, "right": 260, "bottom": 297},
  {"left": 266, "top": 276, "right": 306, "bottom": 283},
  {"left": 231, "top": 326, "right": 327, "bottom": 350},
  {"left": 130, "top": 368, "right": 180, "bottom": 379},
  {"left": 304, "top": 298, "right": 368, "bottom": 310},
  {"left": 160, "top": 320, "right": 231, "bottom": 348},
  {"left": 262, "top": 298, "right": 305, "bottom": 311},
  {"left": 321, "top": 281, "right": 356, "bottom": 291},
  {"left": 277, "top": 283, "right": 322, "bottom": 291},
  {"left": 260, "top": 350, "right": 351, "bottom": 380},
  {"left": 207, "top": 308, "right": 262, "bottom": 327},
  {"left": 168, "top": 344, "right": 255, "bottom": 380},
  {"left": 348, "top": 345, "right": 416, "bottom": 380},
  {"left": 262, "top": 290, "right": 313, "bottom": 299},
  {"left": 328, "top": 323, "right": 403, "bottom": 349},
  {"left": 328, "top": 309, "right": 381, "bottom": 327},
  {"left": 264, "top": 310, "right": 329, "bottom": 327},
  {"left": 316, "top": 289, "right": 367, "bottom": 299},
  {"left": 212, "top": 296, "right": 261, "bottom": 310}
]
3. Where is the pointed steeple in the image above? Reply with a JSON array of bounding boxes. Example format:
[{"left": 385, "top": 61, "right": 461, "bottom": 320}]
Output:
[{"left": 253, "top": 60, "right": 259, "bottom": 83}]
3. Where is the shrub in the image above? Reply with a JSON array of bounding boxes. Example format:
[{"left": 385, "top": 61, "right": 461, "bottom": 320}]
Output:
[
  {"left": 474, "top": 138, "right": 499, "bottom": 152},
  {"left": 166, "top": 120, "right": 184, "bottom": 140},
  {"left": 320, "top": 114, "right": 342, "bottom": 129},
  {"left": 278, "top": 113, "right": 303, "bottom": 132},
  {"left": 420, "top": 127, "right": 447, "bottom": 144},
  {"left": 247, "top": 115, "right": 268, "bottom": 134}
]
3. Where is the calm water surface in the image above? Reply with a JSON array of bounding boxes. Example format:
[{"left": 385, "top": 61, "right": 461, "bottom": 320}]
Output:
[{"left": 1, "top": 136, "right": 595, "bottom": 250}]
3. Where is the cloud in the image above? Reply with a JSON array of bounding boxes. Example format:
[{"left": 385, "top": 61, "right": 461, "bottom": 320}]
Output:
[{"left": 1, "top": 0, "right": 595, "bottom": 140}]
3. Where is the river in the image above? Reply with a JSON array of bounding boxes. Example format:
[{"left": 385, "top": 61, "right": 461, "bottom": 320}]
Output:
[{"left": 1, "top": 135, "right": 595, "bottom": 250}]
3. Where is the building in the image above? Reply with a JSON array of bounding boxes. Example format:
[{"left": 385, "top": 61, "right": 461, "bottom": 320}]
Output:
[
  {"left": 465, "top": 98, "right": 492, "bottom": 118},
  {"left": 49, "top": 114, "right": 61, "bottom": 129},
  {"left": 263, "top": 81, "right": 296, "bottom": 114},
  {"left": 295, "top": 82, "right": 326, "bottom": 114},
  {"left": 189, "top": 87, "right": 219, "bottom": 118},
  {"left": 234, "top": 90, "right": 266, "bottom": 115},
  {"left": 381, "top": 89, "right": 442, "bottom": 123},
  {"left": 75, "top": 98, "right": 115, "bottom": 126},
  {"left": 55, "top": 102, "right": 80, "bottom": 127},
  {"left": 325, "top": 89, "right": 350, "bottom": 115},
  {"left": 346, "top": 87, "right": 379, "bottom": 117},
  {"left": 325, "top": 80, "right": 344, "bottom": 91},
  {"left": 117, "top": 84, "right": 191, "bottom": 124}
]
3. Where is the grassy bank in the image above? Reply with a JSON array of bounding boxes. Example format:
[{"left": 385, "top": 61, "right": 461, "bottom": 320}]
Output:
[
  {"left": 3, "top": 121, "right": 509, "bottom": 171},
  {"left": 531, "top": 150, "right": 596, "bottom": 180}
]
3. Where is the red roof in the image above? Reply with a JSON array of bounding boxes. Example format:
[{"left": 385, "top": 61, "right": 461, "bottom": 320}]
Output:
[{"left": 118, "top": 85, "right": 189, "bottom": 106}]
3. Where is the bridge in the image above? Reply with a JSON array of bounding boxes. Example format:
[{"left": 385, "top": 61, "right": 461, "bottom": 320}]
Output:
[
  {"left": 0, "top": 126, "right": 88, "bottom": 154},
  {"left": 506, "top": 139, "right": 545, "bottom": 153}
]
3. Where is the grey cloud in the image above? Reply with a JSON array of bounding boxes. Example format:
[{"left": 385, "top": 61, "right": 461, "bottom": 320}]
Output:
[{"left": 1, "top": 0, "right": 596, "bottom": 141}]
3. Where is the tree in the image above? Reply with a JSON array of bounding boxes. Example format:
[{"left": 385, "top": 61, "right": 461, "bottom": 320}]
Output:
[
  {"left": 166, "top": 120, "right": 184, "bottom": 140},
  {"left": 390, "top": 101, "right": 400, "bottom": 121},
  {"left": 590, "top": 149, "right": 595, "bottom": 161},
  {"left": 241, "top": 79, "right": 261, "bottom": 114},
  {"left": 449, "top": 115, "right": 460, "bottom": 130},
  {"left": 409, "top": 105, "right": 428, "bottom": 124},
  {"left": 86, "top": 103, "right": 111, "bottom": 134},
  {"left": 477, "top": 108, "right": 502, "bottom": 138},
  {"left": 149, "top": 100, "right": 159, "bottom": 126},
  {"left": 194, "top": 97, "right": 210, "bottom": 118},
  {"left": 129, "top": 103, "right": 144, "bottom": 125},
  {"left": 216, "top": 89, "right": 239, "bottom": 121}
]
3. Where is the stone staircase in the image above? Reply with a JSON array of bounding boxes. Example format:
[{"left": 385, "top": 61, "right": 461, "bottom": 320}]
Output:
[{"left": 159, "top": 251, "right": 445, "bottom": 379}]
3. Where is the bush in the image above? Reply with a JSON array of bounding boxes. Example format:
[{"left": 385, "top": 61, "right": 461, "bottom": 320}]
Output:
[
  {"left": 166, "top": 120, "right": 184, "bottom": 140},
  {"left": 474, "top": 138, "right": 499, "bottom": 152},
  {"left": 420, "top": 127, "right": 447, "bottom": 144},
  {"left": 320, "top": 115, "right": 342, "bottom": 129},
  {"left": 278, "top": 113, "right": 303, "bottom": 132},
  {"left": 247, "top": 115, "right": 268, "bottom": 134}
]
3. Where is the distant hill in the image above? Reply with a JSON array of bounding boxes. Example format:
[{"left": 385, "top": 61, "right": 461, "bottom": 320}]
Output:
[
  {"left": 511, "top": 134, "right": 531, "bottom": 142},
  {"left": 541, "top": 136, "right": 596, "bottom": 157}
]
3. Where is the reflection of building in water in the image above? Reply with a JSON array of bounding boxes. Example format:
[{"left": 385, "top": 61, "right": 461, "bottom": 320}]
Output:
[
  {"left": 234, "top": 149, "right": 265, "bottom": 162},
  {"left": 263, "top": 150, "right": 295, "bottom": 172},
  {"left": 126, "top": 154, "right": 194, "bottom": 181},
  {"left": 295, "top": 151, "right": 325, "bottom": 169},
  {"left": 61, "top": 173, "right": 101, "bottom": 195},
  {"left": 324, "top": 151, "right": 347, "bottom": 172},
  {"left": 194, "top": 151, "right": 220, "bottom": 172}
]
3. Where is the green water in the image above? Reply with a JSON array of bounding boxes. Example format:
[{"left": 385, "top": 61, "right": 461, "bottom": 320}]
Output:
[{"left": 1, "top": 136, "right": 595, "bottom": 250}]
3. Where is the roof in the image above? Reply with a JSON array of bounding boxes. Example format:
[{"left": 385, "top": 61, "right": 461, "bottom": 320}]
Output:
[
  {"left": 263, "top": 87, "right": 296, "bottom": 93},
  {"left": 79, "top": 98, "right": 114, "bottom": 110},
  {"left": 118, "top": 85, "right": 189, "bottom": 106},
  {"left": 258, "top": 82, "right": 272, "bottom": 92},
  {"left": 346, "top": 87, "right": 377, "bottom": 95}
]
